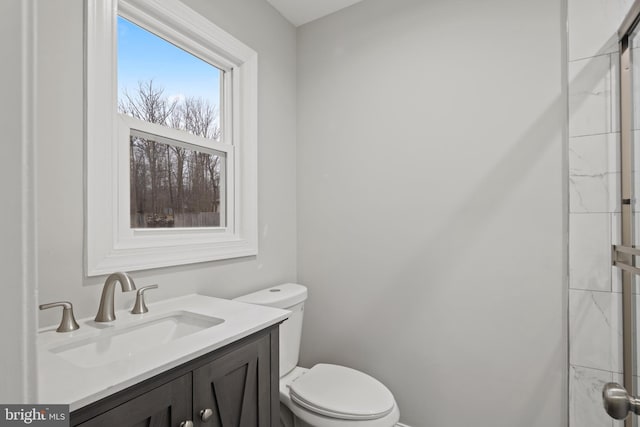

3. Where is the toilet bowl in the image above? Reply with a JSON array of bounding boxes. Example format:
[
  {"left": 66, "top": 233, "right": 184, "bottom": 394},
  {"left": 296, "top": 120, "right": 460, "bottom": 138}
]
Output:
[
  {"left": 279, "top": 366, "right": 400, "bottom": 427},
  {"left": 234, "top": 283, "right": 400, "bottom": 427}
]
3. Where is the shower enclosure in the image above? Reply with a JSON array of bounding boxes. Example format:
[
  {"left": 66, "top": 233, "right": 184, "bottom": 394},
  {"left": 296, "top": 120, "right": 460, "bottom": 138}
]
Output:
[{"left": 603, "top": 2, "right": 640, "bottom": 426}]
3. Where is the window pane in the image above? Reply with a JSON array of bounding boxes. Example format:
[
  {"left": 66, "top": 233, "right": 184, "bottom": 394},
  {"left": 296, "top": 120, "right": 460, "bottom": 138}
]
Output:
[
  {"left": 130, "top": 130, "right": 226, "bottom": 229},
  {"left": 117, "top": 16, "right": 222, "bottom": 141}
]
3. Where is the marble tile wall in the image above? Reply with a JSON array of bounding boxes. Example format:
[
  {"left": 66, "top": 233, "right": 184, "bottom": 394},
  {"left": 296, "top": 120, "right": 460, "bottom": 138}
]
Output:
[{"left": 568, "top": 0, "right": 634, "bottom": 426}]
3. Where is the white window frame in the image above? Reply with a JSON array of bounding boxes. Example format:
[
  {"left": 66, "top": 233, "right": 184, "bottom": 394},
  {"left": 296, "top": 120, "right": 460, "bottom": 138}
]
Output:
[{"left": 85, "top": 0, "right": 258, "bottom": 276}]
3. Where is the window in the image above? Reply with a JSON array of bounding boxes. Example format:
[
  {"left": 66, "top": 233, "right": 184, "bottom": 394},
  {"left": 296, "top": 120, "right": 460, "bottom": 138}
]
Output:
[
  {"left": 118, "top": 17, "right": 227, "bottom": 229},
  {"left": 86, "top": 0, "right": 258, "bottom": 276}
]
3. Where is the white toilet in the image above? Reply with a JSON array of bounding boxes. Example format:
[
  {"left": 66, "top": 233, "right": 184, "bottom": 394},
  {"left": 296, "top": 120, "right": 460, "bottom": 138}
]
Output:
[{"left": 235, "top": 283, "right": 400, "bottom": 427}]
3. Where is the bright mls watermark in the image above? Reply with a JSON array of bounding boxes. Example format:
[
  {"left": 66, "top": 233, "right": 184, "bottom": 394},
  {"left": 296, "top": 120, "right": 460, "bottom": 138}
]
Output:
[{"left": 0, "top": 405, "right": 68, "bottom": 426}]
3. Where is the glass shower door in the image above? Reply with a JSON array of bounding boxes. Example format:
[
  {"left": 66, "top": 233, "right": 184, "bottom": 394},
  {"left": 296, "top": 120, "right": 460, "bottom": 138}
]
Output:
[{"left": 603, "top": 6, "right": 640, "bottom": 427}]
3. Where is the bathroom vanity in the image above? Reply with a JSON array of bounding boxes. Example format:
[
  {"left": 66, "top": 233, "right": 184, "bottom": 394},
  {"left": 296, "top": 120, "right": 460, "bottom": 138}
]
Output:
[
  {"left": 37, "top": 295, "right": 289, "bottom": 427},
  {"left": 71, "top": 326, "right": 278, "bottom": 426}
]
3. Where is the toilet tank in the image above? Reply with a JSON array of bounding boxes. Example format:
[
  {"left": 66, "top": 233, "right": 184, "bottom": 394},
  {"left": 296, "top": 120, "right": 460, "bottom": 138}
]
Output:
[{"left": 234, "top": 283, "right": 308, "bottom": 377}]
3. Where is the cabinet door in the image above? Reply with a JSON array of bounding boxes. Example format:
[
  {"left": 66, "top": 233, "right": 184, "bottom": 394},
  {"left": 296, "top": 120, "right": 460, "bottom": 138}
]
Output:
[
  {"left": 76, "top": 374, "right": 192, "bottom": 427},
  {"left": 193, "top": 334, "right": 271, "bottom": 427}
]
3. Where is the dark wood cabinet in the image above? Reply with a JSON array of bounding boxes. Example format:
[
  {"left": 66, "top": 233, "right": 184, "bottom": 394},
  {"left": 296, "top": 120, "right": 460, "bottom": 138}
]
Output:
[
  {"left": 70, "top": 325, "right": 280, "bottom": 427},
  {"left": 75, "top": 374, "right": 192, "bottom": 427},
  {"left": 193, "top": 331, "right": 271, "bottom": 426}
]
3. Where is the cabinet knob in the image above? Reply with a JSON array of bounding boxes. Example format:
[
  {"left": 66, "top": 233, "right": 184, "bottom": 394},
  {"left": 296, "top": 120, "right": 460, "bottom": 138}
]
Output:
[
  {"left": 179, "top": 421, "right": 193, "bottom": 427},
  {"left": 200, "top": 408, "right": 213, "bottom": 421}
]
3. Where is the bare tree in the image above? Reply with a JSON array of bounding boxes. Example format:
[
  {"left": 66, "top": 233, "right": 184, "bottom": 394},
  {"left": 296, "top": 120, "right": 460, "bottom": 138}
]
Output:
[
  {"left": 119, "top": 80, "right": 222, "bottom": 227},
  {"left": 119, "top": 80, "right": 177, "bottom": 124}
]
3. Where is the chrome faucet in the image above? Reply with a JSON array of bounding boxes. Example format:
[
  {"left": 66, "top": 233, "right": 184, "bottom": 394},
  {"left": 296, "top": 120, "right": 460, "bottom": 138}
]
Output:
[{"left": 95, "top": 272, "right": 137, "bottom": 322}]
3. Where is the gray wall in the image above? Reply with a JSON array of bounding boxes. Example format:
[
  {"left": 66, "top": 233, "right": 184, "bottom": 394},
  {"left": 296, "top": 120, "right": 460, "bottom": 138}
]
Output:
[
  {"left": 36, "top": 0, "right": 298, "bottom": 326},
  {"left": 296, "top": 0, "right": 567, "bottom": 425},
  {"left": 28, "top": 0, "right": 568, "bottom": 424}
]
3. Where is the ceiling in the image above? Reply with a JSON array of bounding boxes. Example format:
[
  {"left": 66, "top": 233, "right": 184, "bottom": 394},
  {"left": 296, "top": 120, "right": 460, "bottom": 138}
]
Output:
[{"left": 265, "top": 0, "right": 365, "bottom": 27}]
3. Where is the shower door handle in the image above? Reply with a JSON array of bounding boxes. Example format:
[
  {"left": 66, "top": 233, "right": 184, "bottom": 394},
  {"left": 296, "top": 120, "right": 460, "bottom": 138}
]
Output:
[{"left": 603, "top": 383, "right": 640, "bottom": 419}]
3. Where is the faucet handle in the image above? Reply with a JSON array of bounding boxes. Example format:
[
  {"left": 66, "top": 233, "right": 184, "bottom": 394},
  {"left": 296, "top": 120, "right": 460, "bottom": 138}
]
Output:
[
  {"left": 131, "top": 285, "right": 158, "bottom": 314},
  {"left": 39, "top": 301, "right": 80, "bottom": 333}
]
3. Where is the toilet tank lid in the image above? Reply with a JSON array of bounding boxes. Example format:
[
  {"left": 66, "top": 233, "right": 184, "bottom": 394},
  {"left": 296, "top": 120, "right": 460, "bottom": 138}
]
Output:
[{"left": 234, "top": 283, "right": 307, "bottom": 309}]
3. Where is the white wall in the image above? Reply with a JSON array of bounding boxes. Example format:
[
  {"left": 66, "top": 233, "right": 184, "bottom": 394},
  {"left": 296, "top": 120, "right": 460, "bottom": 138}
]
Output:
[
  {"left": 296, "top": 0, "right": 567, "bottom": 425},
  {"left": 36, "top": 0, "right": 297, "bottom": 327},
  {"left": 0, "top": 0, "right": 38, "bottom": 403}
]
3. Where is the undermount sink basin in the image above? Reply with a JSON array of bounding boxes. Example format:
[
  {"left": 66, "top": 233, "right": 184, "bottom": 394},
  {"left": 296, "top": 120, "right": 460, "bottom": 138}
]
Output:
[
  {"left": 38, "top": 294, "right": 291, "bottom": 410},
  {"left": 50, "top": 311, "right": 224, "bottom": 368}
]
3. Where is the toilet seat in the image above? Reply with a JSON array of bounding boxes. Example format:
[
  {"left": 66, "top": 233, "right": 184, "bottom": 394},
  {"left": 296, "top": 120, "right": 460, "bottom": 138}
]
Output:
[{"left": 288, "top": 364, "right": 395, "bottom": 421}]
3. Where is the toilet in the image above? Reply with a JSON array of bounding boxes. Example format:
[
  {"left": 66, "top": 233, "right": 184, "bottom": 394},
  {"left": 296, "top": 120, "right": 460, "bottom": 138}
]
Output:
[{"left": 234, "top": 283, "right": 400, "bottom": 427}]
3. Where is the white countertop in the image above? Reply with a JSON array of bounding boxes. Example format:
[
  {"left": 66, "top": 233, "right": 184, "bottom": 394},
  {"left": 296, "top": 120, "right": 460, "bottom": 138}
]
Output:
[{"left": 37, "top": 294, "right": 289, "bottom": 411}]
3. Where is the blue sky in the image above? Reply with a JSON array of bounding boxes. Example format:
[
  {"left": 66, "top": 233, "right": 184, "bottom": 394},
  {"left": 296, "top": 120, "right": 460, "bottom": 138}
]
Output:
[{"left": 117, "top": 16, "right": 221, "bottom": 109}]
